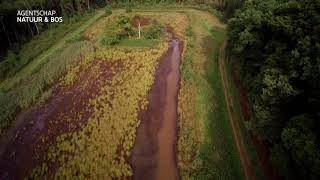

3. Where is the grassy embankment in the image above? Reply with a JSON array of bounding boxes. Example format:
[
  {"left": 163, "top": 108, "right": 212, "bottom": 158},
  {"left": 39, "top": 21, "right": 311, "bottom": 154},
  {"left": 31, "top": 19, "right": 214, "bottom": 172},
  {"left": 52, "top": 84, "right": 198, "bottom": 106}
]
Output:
[
  {"left": 178, "top": 8, "right": 264, "bottom": 180},
  {"left": 223, "top": 53, "right": 265, "bottom": 179},
  {"left": 0, "top": 11, "right": 95, "bottom": 82},
  {"left": 0, "top": 10, "right": 106, "bottom": 135},
  {"left": 178, "top": 9, "right": 243, "bottom": 179}
]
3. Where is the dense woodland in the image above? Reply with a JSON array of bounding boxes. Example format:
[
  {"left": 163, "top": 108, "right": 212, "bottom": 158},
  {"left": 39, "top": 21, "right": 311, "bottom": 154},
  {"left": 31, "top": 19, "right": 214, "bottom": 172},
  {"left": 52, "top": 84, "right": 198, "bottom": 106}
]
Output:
[
  {"left": 228, "top": 0, "right": 320, "bottom": 179},
  {"left": 0, "top": 0, "right": 319, "bottom": 179}
]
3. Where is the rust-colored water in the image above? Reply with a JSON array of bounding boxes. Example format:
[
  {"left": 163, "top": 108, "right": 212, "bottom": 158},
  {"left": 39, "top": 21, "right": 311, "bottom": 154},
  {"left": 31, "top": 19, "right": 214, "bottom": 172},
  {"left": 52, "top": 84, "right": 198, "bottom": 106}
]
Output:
[
  {"left": 156, "top": 39, "right": 181, "bottom": 180},
  {"left": 130, "top": 38, "right": 183, "bottom": 180}
]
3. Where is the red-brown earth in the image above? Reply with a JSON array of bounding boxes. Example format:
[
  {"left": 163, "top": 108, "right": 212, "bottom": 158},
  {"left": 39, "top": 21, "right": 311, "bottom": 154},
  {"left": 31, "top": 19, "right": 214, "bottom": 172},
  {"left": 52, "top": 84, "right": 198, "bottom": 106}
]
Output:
[
  {"left": 0, "top": 60, "right": 123, "bottom": 179},
  {"left": 231, "top": 63, "right": 279, "bottom": 180},
  {"left": 0, "top": 34, "right": 184, "bottom": 180}
]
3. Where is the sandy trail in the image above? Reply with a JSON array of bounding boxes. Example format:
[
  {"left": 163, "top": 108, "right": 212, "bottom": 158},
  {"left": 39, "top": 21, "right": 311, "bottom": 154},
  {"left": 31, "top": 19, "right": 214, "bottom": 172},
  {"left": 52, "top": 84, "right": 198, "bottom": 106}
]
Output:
[
  {"left": 219, "top": 42, "right": 256, "bottom": 180},
  {"left": 130, "top": 38, "right": 183, "bottom": 180}
]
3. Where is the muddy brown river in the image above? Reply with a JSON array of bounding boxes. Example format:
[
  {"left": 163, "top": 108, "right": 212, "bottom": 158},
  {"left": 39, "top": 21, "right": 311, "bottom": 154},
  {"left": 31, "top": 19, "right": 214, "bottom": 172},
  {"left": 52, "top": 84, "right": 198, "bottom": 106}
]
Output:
[{"left": 130, "top": 37, "right": 183, "bottom": 180}]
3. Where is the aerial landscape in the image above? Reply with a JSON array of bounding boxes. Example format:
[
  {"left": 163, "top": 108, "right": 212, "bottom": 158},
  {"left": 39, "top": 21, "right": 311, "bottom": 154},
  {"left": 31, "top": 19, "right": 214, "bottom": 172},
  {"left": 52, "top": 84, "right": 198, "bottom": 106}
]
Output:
[{"left": 0, "top": 0, "right": 319, "bottom": 180}]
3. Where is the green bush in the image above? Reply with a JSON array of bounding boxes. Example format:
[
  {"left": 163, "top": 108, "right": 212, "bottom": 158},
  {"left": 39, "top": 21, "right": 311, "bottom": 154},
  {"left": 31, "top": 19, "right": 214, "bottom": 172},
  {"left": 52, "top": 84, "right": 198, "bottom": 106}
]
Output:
[
  {"left": 145, "top": 20, "right": 163, "bottom": 39},
  {"left": 181, "top": 54, "right": 194, "bottom": 82},
  {"left": 117, "top": 15, "right": 135, "bottom": 39},
  {"left": 186, "top": 26, "right": 193, "bottom": 37},
  {"left": 101, "top": 36, "right": 120, "bottom": 45},
  {"left": 117, "top": 15, "right": 130, "bottom": 26}
]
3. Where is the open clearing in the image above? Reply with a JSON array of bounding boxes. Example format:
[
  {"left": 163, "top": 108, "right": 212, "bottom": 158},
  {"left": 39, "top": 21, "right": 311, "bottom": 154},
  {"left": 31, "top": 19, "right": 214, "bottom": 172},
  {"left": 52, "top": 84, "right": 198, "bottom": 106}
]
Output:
[{"left": 0, "top": 8, "right": 260, "bottom": 180}]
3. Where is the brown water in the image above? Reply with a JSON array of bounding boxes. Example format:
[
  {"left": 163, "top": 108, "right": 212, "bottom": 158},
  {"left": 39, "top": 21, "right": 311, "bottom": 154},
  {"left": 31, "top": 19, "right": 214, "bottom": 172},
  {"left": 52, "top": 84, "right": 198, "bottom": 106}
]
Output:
[{"left": 130, "top": 38, "right": 183, "bottom": 180}]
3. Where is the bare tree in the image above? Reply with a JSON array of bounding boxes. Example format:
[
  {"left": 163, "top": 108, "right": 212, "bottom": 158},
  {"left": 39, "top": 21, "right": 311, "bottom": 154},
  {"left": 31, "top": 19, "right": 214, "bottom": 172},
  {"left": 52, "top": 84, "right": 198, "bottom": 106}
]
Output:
[
  {"left": 133, "top": 16, "right": 141, "bottom": 39},
  {"left": 86, "top": 0, "right": 90, "bottom": 10}
]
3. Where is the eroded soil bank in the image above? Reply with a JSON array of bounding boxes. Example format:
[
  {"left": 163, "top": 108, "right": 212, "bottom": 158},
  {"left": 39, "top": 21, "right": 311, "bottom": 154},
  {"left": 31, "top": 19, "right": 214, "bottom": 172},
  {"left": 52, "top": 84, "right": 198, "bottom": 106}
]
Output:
[
  {"left": 130, "top": 37, "right": 183, "bottom": 180},
  {"left": 0, "top": 60, "right": 123, "bottom": 179},
  {"left": 231, "top": 62, "right": 279, "bottom": 180}
]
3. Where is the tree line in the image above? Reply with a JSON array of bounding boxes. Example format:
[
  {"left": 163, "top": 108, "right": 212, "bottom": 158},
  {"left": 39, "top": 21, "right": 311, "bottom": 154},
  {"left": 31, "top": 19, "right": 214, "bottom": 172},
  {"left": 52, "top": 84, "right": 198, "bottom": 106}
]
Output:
[{"left": 228, "top": 0, "right": 320, "bottom": 179}]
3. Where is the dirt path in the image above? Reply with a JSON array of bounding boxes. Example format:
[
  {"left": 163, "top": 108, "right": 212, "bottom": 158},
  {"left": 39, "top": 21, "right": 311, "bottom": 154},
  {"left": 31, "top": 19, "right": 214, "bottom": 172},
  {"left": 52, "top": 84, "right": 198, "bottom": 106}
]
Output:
[
  {"left": 130, "top": 38, "right": 183, "bottom": 180},
  {"left": 218, "top": 42, "right": 256, "bottom": 180}
]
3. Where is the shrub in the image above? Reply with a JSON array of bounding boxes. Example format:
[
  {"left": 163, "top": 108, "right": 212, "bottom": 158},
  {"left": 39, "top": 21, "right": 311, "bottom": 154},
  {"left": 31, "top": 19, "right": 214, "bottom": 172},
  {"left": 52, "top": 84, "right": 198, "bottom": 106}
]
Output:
[
  {"left": 117, "top": 15, "right": 130, "bottom": 26},
  {"left": 101, "top": 36, "right": 120, "bottom": 46},
  {"left": 117, "top": 15, "right": 135, "bottom": 39},
  {"left": 145, "top": 20, "right": 163, "bottom": 39},
  {"left": 186, "top": 26, "right": 193, "bottom": 37}
]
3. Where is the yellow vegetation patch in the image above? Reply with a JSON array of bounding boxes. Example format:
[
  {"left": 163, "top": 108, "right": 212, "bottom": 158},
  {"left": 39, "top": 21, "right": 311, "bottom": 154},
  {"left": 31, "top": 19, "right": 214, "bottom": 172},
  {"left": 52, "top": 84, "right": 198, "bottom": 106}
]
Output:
[
  {"left": 30, "top": 43, "right": 167, "bottom": 179},
  {"left": 30, "top": 9, "right": 192, "bottom": 179},
  {"left": 178, "top": 79, "right": 202, "bottom": 179}
]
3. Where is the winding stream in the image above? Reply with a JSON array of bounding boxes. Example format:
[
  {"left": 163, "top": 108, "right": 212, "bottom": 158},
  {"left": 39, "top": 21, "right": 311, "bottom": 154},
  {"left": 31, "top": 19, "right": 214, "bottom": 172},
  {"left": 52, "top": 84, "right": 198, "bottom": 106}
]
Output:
[{"left": 130, "top": 36, "right": 183, "bottom": 180}]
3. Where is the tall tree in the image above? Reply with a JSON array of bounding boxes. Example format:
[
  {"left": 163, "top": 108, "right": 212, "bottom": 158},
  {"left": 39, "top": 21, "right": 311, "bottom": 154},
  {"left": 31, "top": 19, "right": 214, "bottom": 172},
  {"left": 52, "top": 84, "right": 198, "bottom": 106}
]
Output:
[{"left": 228, "top": 0, "right": 320, "bottom": 179}]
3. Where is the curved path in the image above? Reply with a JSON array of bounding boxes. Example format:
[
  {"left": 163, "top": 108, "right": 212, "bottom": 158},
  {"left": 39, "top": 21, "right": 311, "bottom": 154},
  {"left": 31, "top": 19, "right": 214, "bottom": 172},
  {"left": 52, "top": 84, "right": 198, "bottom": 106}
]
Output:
[{"left": 219, "top": 42, "right": 256, "bottom": 180}]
